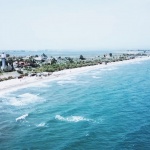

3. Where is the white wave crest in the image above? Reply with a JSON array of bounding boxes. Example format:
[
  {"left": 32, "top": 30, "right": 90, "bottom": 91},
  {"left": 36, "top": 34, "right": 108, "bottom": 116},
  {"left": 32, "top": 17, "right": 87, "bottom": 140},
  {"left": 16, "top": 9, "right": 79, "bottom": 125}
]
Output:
[
  {"left": 55, "top": 115, "right": 91, "bottom": 123},
  {"left": 30, "top": 82, "right": 49, "bottom": 88},
  {"left": 92, "top": 76, "right": 101, "bottom": 79},
  {"left": 16, "top": 114, "right": 28, "bottom": 122},
  {"left": 9, "top": 93, "right": 42, "bottom": 106},
  {"left": 102, "top": 67, "right": 117, "bottom": 71},
  {"left": 36, "top": 122, "right": 46, "bottom": 127},
  {"left": 57, "top": 80, "right": 77, "bottom": 85}
]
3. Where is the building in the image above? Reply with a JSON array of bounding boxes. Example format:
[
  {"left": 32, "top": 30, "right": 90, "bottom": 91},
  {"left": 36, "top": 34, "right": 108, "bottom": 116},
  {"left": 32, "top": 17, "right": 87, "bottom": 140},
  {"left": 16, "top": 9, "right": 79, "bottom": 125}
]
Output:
[{"left": 1, "top": 52, "right": 6, "bottom": 70}]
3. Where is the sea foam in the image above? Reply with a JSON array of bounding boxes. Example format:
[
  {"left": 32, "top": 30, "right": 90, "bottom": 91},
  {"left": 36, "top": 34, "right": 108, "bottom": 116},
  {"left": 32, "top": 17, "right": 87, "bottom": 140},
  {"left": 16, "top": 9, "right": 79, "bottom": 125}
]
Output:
[
  {"left": 57, "top": 80, "right": 77, "bottom": 85},
  {"left": 55, "top": 115, "right": 91, "bottom": 123},
  {"left": 92, "top": 76, "right": 101, "bottom": 79},
  {"left": 8, "top": 93, "right": 42, "bottom": 106},
  {"left": 36, "top": 122, "right": 46, "bottom": 127},
  {"left": 16, "top": 114, "right": 28, "bottom": 122},
  {"left": 100, "top": 67, "right": 117, "bottom": 71},
  {"left": 30, "top": 82, "right": 50, "bottom": 88}
]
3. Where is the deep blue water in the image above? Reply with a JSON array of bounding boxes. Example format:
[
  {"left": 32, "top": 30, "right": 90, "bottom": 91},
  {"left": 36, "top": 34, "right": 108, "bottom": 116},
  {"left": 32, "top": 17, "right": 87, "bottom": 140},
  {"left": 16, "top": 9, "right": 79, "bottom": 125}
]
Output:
[{"left": 0, "top": 58, "right": 150, "bottom": 149}]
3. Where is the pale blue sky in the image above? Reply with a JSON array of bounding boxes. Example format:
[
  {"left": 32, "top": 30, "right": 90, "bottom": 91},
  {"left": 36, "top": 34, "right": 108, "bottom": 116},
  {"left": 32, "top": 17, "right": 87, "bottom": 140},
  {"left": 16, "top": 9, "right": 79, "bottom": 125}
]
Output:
[{"left": 0, "top": 0, "right": 150, "bottom": 50}]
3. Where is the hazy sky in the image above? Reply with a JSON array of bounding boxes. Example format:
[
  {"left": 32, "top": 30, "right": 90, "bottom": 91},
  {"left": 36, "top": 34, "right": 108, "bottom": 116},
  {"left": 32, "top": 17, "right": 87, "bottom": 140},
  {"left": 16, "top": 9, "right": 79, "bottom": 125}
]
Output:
[{"left": 0, "top": 0, "right": 150, "bottom": 50}]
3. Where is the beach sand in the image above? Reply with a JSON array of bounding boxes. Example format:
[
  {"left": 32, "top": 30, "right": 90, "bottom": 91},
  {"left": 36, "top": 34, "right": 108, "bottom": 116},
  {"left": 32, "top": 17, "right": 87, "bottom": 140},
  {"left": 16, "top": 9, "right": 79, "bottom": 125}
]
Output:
[{"left": 0, "top": 56, "right": 149, "bottom": 95}]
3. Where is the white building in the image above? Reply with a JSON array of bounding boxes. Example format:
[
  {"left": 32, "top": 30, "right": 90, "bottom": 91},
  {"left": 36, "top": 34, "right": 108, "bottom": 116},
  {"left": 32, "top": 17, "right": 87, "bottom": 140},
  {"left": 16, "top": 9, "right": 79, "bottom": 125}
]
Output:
[{"left": 1, "top": 53, "right": 6, "bottom": 70}]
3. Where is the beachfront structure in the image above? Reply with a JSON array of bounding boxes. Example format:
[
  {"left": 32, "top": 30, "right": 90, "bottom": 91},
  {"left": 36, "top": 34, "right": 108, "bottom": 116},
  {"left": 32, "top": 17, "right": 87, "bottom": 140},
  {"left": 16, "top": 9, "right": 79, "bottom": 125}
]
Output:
[
  {"left": 34, "top": 53, "right": 48, "bottom": 62},
  {"left": 1, "top": 53, "right": 6, "bottom": 70}
]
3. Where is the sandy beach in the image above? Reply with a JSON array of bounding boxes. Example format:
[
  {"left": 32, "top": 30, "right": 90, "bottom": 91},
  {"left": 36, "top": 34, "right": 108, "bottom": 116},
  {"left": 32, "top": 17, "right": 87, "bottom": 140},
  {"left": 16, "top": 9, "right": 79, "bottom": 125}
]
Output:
[{"left": 0, "top": 56, "right": 150, "bottom": 95}]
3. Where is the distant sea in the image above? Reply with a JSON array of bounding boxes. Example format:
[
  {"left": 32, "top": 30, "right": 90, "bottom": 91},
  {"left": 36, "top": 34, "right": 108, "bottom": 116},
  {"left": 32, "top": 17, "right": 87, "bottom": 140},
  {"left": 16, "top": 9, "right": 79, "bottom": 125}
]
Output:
[
  {"left": 0, "top": 51, "right": 150, "bottom": 149},
  {"left": 0, "top": 49, "right": 149, "bottom": 58},
  {"left": 0, "top": 49, "right": 122, "bottom": 57}
]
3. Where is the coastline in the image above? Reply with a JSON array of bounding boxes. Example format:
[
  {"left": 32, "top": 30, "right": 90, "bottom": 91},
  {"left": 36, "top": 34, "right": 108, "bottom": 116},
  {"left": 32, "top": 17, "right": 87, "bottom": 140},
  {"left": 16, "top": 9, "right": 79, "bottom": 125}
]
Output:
[{"left": 0, "top": 56, "right": 150, "bottom": 95}]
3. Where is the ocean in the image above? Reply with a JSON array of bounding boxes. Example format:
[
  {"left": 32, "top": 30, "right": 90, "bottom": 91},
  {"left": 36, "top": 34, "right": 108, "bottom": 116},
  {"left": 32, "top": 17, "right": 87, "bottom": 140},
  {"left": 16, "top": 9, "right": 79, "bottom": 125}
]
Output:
[
  {"left": 0, "top": 49, "right": 121, "bottom": 57},
  {"left": 0, "top": 54, "right": 150, "bottom": 149}
]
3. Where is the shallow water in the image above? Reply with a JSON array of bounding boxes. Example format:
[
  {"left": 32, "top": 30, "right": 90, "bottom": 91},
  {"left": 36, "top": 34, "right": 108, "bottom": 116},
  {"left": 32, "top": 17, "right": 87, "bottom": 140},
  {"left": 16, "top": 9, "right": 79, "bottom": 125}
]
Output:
[{"left": 0, "top": 59, "right": 150, "bottom": 149}]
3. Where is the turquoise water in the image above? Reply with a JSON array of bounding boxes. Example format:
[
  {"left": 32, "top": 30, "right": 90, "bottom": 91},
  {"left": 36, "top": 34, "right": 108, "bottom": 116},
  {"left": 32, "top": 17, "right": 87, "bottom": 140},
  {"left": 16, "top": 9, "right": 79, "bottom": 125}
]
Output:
[{"left": 0, "top": 59, "right": 150, "bottom": 149}]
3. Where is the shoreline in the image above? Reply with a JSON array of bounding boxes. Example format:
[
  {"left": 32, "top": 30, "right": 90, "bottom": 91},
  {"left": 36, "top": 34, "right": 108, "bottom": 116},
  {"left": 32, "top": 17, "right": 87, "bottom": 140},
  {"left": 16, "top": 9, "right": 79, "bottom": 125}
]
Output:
[{"left": 0, "top": 56, "right": 150, "bottom": 95}]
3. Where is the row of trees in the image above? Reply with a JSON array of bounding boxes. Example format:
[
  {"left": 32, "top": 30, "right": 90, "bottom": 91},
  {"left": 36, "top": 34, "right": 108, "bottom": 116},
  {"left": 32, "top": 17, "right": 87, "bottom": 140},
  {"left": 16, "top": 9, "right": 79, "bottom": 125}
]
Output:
[
  {"left": 34, "top": 61, "right": 100, "bottom": 73},
  {"left": 33, "top": 55, "right": 120, "bottom": 73},
  {"left": 0, "top": 53, "right": 137, "bottom": 75},
  {"left": 33, "top": 53, "right": 137, "bottom": 73}
]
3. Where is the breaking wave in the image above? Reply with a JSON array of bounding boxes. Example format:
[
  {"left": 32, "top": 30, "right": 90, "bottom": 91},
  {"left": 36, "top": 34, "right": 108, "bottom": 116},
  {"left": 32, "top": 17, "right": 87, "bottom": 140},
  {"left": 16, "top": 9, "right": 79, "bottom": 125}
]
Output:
[
  {"left": 36, "top": 122, "right": 46, "bottom": 127},
  {"left": 16, "top": 114, "right": 28, "bottom": 122},
  {"left": 92, "top": 76, "right": 101, "bottom": 79},
  {"left": 8, "top": 93, "right": 42, "bottom": 106},
  {"left": 55, "top": 115, "right": 92, "bottom": 123},
  {"left": 30, "top": 82, "right": 50, "bottom": 88},
  {"left": 57, "top": 80, "right": 77, "bottom": 85},
  {"left": 100, "top": 67, "right": 117, "bottom": 71}
]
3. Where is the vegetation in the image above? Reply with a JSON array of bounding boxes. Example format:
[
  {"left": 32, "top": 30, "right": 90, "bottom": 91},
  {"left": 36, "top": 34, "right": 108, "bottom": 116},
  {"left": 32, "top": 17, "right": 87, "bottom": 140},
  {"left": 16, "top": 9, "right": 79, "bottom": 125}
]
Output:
[
  {"left": 34, "top": 55, "right": 114, "bottom": 72},
  {"left": 17, "top": 70, "right": 23, "bottom": 74},
  {"left": 79, "top": 55, "right": 85, "bottom": 60},
  {"left": 0, "top": 76, "right": 15, "bottom": 82},
  {"left": 0, "top": 52, "right": 148, "bottom": 82}
]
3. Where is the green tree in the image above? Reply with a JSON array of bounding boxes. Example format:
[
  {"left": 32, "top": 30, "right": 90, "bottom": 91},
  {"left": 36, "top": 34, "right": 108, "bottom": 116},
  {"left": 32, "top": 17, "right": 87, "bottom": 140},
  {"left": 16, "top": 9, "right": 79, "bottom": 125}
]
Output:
[
  {"left": 51, "top": 58, "right": 57, "bottom": 65},
  {"left": 79, "top": 55, "right": 85, "bottom": 60}
]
